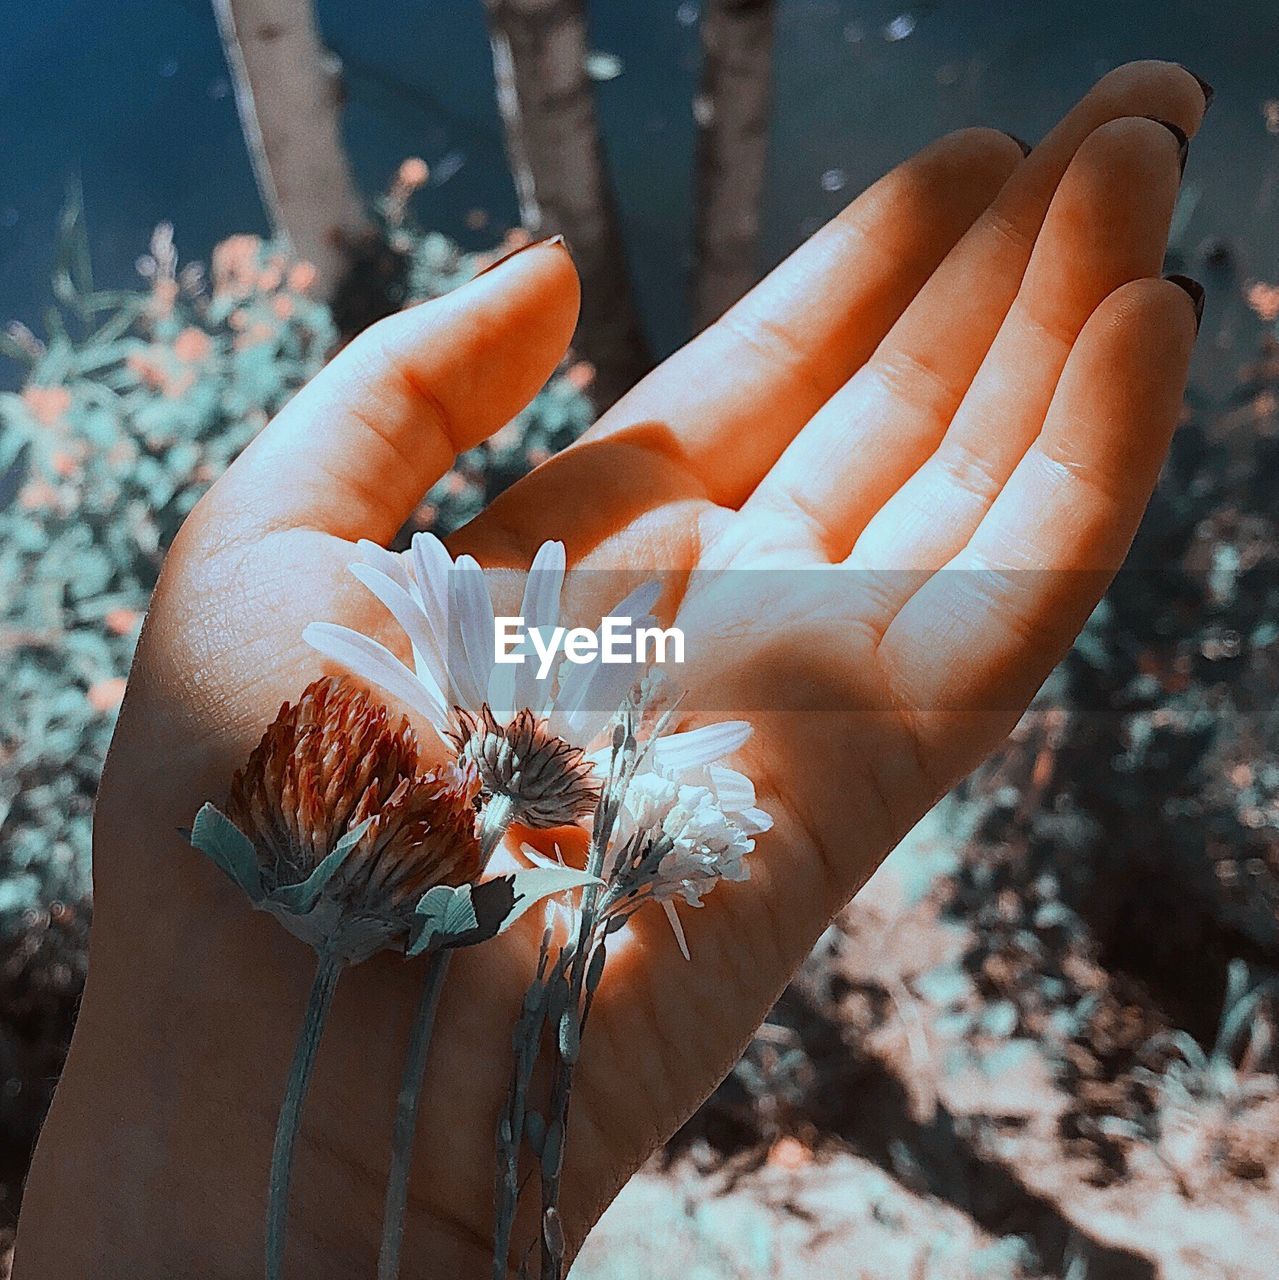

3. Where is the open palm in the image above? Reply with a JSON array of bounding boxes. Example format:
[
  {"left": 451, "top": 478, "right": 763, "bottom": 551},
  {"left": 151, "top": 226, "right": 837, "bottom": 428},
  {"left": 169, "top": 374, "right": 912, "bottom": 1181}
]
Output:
[{"left": 18, "top": 61, "right": 1207, "bottom": 1280}]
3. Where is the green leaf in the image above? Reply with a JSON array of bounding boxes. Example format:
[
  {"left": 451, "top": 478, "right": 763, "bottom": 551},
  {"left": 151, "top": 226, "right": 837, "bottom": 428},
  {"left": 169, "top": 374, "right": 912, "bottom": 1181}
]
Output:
[
  {"left": 271, "top": 845, "right": 350, "bottom": 913},
  {"left": 188, "top": 803, "right": 263, "bottom": 899},
  {"left": 407, "top": 884, "right": 481, "bottom": 956},
  {"left": 333, "top": 816, "right": 374, "bottom": 856},
  {"left": 493, "top": 867, "right": 601, "bottom": 937},
  {"left": 410, "top": 867, "right": 601, "bottom": 955}
]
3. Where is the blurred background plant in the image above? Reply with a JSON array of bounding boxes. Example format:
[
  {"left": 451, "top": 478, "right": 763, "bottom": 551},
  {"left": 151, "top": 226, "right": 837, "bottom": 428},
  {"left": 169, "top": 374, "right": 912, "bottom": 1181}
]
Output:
[{"left": 4, "top": 1, "right": 1279, "bottom": 1275}]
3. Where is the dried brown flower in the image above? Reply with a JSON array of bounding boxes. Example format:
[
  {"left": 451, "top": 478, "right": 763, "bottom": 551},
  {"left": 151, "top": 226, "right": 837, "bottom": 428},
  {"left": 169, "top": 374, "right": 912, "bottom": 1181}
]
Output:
[
  {"left": 228, "top": 676, "right": 482, "bottom": 912},
  {"left": 447, "top": 704, "right": 600, "bottom": 829}
]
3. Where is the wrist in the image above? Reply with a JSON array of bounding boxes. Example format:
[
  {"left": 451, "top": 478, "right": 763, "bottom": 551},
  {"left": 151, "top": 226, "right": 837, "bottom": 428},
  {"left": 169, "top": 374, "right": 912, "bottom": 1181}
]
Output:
[{"left": 15, "top": 902, "right": 496, "bottom": 1280}]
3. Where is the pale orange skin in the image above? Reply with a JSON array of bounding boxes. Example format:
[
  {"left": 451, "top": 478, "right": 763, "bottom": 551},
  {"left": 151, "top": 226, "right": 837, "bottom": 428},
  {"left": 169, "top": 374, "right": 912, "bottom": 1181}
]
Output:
[{"left": 16, "top": 62, "right": 1206, "bottom": 1279}]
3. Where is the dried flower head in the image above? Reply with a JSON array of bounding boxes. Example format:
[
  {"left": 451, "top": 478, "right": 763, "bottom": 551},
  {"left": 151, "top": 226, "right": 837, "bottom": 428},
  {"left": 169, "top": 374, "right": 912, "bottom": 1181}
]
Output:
[
  {"left": 191, "top": 676, "right": 482, "bottom": 963},
  {"left": 228, "top": 676, "right": 482, "bottom": 906},
  {"left": 448, "top": 704, "right": 600, "bottom": 829}
]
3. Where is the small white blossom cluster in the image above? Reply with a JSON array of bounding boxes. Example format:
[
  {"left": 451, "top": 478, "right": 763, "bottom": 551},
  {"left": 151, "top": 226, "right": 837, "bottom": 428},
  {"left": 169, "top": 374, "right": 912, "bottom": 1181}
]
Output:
[
  {"left": 622, "top": 773, "right": 753, "bottom": 897},
  {"left": 588, "top": 727, "right": 772, "bottom": 957},
  {"left": 629, "top": 774, "right": 754, "bottom": 898}
]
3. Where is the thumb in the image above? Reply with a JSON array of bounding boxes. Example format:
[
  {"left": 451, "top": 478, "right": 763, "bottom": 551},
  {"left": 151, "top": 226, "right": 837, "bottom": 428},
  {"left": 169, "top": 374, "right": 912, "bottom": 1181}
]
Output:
[{"left": 202, "top": 237, "right": 580, "bottom": 543}]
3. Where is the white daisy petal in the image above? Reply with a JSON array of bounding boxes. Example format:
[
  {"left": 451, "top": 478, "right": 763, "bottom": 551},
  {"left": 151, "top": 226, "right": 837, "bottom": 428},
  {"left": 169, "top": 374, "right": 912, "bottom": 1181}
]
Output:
[
  {"left": 302, "top": 622, "right": 449, "bottom": 729},
  {"left": 570, "top": 661, "right": 642, "bottom": 741},
  {"left": 515, "top": 540, "right": 566, "bottom": 719},
  {"left": 608, "top": 579, "right": 662, "bottom": 622},
  {"left": 555, "top": 579, "right": 664, "bottom": 738},
  {"left": 663, "top": 899, "right": 691, "bottom": 961},
  {"left": 705, "top": 763, "right": 756, "bottom": 808},
  {"left": 409, "top": 532, "right": 451, "bottom": 622},
  {"left": 449, "top": 555, "right": 497, "bottom": 714},
  {"left": 517, "top": 841, "right": 566, "bottom": 870},
  {"left": 550, "top": 582, "right": 660, "bottom": 740},
  {"left": 357, "top": 538, "right": 414, "bottom": 594},
  {"left": 553, "top": 619, "right": 657, "bottom": 743},
  {"left": 487, "top": 657, "right": 519, "bottom": 727},
  {"left": 735, "top": 807, "right": 773, "bottom": 835},
  {"left": 348, "top": 562, "right": 449, "bottom": 703},
  {"left": 656, "top": 721, "right": 752, "bottom": 771},
  {"left": 697, "top": 767, "right": 771, "bottom": 834},
  {"left": 548, "top": 660, "right": 592, "bottom": 740}
]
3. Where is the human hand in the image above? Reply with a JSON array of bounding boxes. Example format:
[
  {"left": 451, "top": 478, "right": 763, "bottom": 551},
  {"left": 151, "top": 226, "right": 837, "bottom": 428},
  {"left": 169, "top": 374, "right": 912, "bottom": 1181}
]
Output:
[{"left": 16, "top": 60, "right": 1207, "bottom": 1279}]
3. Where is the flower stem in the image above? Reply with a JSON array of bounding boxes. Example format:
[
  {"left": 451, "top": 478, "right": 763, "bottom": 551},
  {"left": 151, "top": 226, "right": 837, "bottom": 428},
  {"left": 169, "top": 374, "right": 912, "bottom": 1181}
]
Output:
[
  {"left": 377, "top": 947, "right": 454, "bottom": 1280},
  {"left": 479, "top": 792, "right": 517, "bottom": 861},
  {"left": 493, "top": 936, "right": 561, "bottom": 1280},
  {"left": 266, "top": 952, "right": 342, "bottom": 1280},
  {"left": 533, "top": 733, "right": 638, "bottom": 1280},
  {"left": 538, "top": 857, "right": 609, "bottom": 1277}
]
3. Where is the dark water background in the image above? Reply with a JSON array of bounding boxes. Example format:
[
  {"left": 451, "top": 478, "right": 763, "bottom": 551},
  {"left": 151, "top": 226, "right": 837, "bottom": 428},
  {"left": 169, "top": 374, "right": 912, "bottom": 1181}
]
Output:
[{"left": 2, "top": 0, "right": 1277, "bottom": 372}]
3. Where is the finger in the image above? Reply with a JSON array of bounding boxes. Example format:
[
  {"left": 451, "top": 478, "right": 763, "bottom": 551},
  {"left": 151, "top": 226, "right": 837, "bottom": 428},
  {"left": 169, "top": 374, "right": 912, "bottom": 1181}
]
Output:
[
  {"left": 879, "top": 276, "right": 1200, "bottom": 784},
  {"left": 578, "top": 127, "right": 1027, "bottom": 507},
  {"left": 849, "top": 115, "right": 1185, "bottom": 580},
  {"left": 747, "top": 59, "right": 1207, "bottom": 554},
  {"left": 195, "top": 239, "right": 580, "bottom": 543}
]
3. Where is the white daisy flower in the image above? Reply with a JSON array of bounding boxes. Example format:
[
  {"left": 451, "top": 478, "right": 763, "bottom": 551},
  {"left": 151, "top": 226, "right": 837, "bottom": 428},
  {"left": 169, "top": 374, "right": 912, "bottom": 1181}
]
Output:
[
  {"left": 306, "top": 534, "right": 663, "bottom": 736},
  {"left": 305, "top": 535, "right": 679, "bottom": 829}
]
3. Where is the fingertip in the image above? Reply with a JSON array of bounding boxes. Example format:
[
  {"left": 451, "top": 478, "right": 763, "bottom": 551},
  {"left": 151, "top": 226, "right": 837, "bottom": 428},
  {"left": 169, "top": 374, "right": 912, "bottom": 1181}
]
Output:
[
  {"left": 1164, "top": 274, "right": 1206, "bottom": 335},
  {"left": 1059, "top": 116, "right": 1187, "bottom": 214},
  {"left": 1093, "top": 276, "right": 1201, "bottom": 352},
  {"left": 387, "top": 236, "right": 582, "bottom": 356},
  {"left": 471, "top": 233, "right": 568, "bottom": 279},
  {"left": 925, "top": 125, "right": 1027, "bottom": 183},
  {"left": 1088, "top": 60, "right": 1208, "bottom": 139},
  {"left": 461, "top": 235, "right": 582, "bottom": 335},
  {"left": 216, "top": 236, "right": 585, "bottom": 543},
  {"left": 868, "top": 126, "right": 1023, "bottom": 238},
  {"left": 849, "top": 126, "right": 1024, "bottom": 255},
  {"left": 1053, "top": 275, "right": 1198, "bottom": 482}
]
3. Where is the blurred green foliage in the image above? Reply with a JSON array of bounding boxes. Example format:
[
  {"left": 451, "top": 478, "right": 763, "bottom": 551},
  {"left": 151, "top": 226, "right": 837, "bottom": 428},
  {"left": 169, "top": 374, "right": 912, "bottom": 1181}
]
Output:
[
  {"left": 1, "top": 214, "right": 331, "bottom": 926},
  {"left": 946, "top": 332, "right": 1279, "bottom": 1177},
  {"left": 0, "top": 204, "right": 593, "bottom": 935}
]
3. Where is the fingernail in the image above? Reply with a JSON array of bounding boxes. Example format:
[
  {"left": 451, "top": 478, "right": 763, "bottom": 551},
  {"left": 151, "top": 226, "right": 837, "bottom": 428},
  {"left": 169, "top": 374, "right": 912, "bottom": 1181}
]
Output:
[
  {"left": 1180, "top": 66, "right": 1215, "bottom": 112},
  {"left": 1166, "top": 274, "right": 1205, "bottom": 333},
  {"left": 473, "top": 234, "right": 568, "bottom": 279},
  {"left": 1146, "top": 117, "right": 1190, "bottom": 176},
  {"left": 1003, "top": 131, "right": 1033, "bottom": 157}
]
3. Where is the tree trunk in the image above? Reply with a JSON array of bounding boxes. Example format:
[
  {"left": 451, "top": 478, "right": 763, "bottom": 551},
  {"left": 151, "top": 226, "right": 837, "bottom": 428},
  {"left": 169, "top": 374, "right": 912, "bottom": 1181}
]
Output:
[
  {"left": 212, "top": 0, "right": 371, "bottom": 297},
  {"left": 484, "top": 0, "right": 653, "bottom": 409},
  {"left": 692, "top": 0, "right": 777, "bottom": 331}
]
